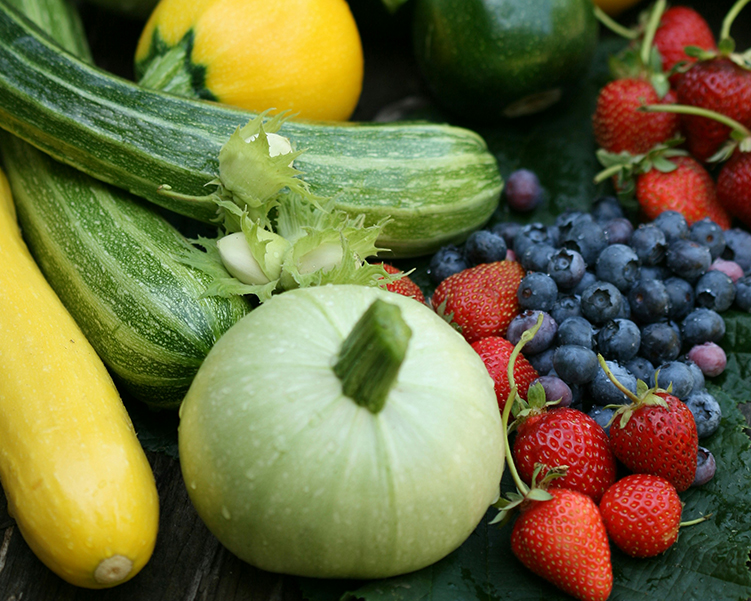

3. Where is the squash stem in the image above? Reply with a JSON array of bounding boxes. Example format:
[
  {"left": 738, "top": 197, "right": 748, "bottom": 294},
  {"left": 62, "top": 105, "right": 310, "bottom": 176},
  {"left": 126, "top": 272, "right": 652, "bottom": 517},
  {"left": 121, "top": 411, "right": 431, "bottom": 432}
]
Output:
[{"left": 334, "top": 299, "right": 412, "bottom": 414}]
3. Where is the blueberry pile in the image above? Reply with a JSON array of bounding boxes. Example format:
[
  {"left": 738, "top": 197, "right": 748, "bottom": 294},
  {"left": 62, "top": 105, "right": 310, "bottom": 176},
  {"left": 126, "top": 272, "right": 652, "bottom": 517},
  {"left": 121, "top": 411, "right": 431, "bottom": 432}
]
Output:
[{"left": 429, "top": 196, "right": 751, "bottom": 485}]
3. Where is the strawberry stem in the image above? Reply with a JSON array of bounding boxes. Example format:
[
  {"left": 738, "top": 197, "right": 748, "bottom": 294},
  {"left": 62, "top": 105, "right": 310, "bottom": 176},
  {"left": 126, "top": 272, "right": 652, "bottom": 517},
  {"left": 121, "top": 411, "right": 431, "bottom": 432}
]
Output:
[
  {"left": 640, "top": 0, "right": 666, "bottom": 70},
  {"left": 598, "top": 354, "right": 641, "bottom": 404},
  {"left": 642, "top": 104, "right": 751, "bottom": 140},
  {"left": 680, "top": 514, "right": 712, "bottom": 528},
  {"left": 720, "top": 0, "right": 751, "bottom": 47},
  {"left": 593, "top": 5, "right": 639, "bottom": 40},
  {"left": 501, "top": 313, "right": 545, "bottom": 497}
]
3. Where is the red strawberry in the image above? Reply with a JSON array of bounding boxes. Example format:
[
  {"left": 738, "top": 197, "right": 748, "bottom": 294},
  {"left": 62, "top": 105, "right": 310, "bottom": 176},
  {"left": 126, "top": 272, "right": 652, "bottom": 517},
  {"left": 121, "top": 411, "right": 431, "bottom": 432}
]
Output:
[
  {"left": 470, "top": 336, "right": 538, "bottom": 412},
  {"left": 513, "top": 406, "right": 617, "bottom": 503},
  {"left": 717, "top": 149, "right": 751, "bottom": 228},
  {"left": 599, "top": 473, "right": 683, "bottom": 558},
  {"left": 635, "top": 154, "right": 732, "bottom": 228},
  {"left": 511, "top": 487, "right": 613, "bottom": 601},
  {"left": 677, "top": 57, "right": 751, "bottom": 162},
  {"left": 609, "top": 388, "right": 698, "bottom": 492},
  {"left": 653, "top": 6, "right": 717, "bottom": 86},
  {"left": 378, "top": 263, "right": 426, "bottom": 303},
  {"left": 592, "top": 78, "right": 680, "bottom": 154},
  {"left": 431, "top": 260, "right": 525, "bottom": 344}
]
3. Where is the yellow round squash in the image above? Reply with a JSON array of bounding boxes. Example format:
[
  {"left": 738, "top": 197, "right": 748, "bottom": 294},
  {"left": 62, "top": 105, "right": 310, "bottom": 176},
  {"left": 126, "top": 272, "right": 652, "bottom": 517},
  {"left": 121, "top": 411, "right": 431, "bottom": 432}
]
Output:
[
  {"left": 0, "top": 168, "right": 159, "bottom": 588},
  {"left": 135, "top": 0, "right": 364, "bottom": 121}
]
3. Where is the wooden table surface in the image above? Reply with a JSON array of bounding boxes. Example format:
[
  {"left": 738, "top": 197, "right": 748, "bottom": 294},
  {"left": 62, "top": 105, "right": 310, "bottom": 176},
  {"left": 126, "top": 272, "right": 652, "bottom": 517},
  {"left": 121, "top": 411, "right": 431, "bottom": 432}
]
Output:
[{"left": 2, "top": 0, "right": 750, "bottom": 599}]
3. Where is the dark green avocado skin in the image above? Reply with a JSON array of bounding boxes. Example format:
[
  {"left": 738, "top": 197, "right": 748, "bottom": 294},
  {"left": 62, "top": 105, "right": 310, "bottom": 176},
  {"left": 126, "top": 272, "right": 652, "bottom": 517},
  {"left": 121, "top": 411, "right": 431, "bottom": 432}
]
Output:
[{"left": 412, "top": 0, "right": 599, "bottom": 121}]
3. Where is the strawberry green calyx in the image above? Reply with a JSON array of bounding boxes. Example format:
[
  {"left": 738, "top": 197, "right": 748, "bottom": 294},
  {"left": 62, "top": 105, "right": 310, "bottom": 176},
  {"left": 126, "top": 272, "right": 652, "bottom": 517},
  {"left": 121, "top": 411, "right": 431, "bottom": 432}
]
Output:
[
  {"left": 594, "top": 138, "right": 686, "bottom": 201},
  {"left": 597, "top": 354, "right": 671, "bottom": 429},
  {"left": 490, "top": 464, "right": 566, "bottom": 527},
  {"left": 684, "top": 0, "right": 751, "bottom": 65}
]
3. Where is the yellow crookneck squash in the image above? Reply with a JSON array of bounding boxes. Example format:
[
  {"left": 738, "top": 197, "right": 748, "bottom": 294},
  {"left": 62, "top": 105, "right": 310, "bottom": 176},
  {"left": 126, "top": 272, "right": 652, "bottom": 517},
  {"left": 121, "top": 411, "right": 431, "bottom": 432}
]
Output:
[
  {"left": 0, "top": 168, "right": 159, "bottom": 588},
  {"left": 135, "top": 0, "right": 364, "bottom": 121}
]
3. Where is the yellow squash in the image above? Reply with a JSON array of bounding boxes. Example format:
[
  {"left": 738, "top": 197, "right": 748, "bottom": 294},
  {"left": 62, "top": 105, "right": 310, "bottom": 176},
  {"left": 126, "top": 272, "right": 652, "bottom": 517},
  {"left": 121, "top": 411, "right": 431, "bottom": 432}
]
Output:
[
  {"left": 0, "top": 168, "right": 159, "bottom": 588},
  {"left": 135, "top": 0, "right": 364, "bottom": 121}
]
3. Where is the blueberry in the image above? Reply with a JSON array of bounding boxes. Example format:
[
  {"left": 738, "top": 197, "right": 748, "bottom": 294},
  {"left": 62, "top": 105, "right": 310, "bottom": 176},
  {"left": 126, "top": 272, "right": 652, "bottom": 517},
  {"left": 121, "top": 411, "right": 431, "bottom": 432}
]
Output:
[
  {"left": 588, "top": 405, "right": 616, "bottom": 435},
  {"left": 580, "top": 281, "right": 625, "bottom": 325},
  {"left": 591, "top": 196, "right": 625, "bottom": 223},
  {"left": 588, "top": 360, "right": 637, "bottom": 405},
  {"left": 654, "top": 360, "right": 695, "bottom": 399},
  {"left": 692, "top": 446, "right": 717, "bottom": 486},
  {"left": 596, "top": 244, "right": 641, "bottom": 293},
  {"left": 491, "top": 221, "right": 522, "bottom": 248},
  {"left": 653, "top": 210, "right": 689, "bottom": 243},
  {"left": 571, "top": 270, "right": 599, "bottom": 297},
  {"left": 666, "top": 239, "right": 712, "bottom": 283},
  {"left": 628, "top": 278, "right": 671, "bottom": 324},
  {"left": 557, "top": 316, "right": 596, "bottom": 349},
  {"left": 685, "top": 389, "right": 722, "bottom": 438},
  {"left": 513, "top": 223, "right": 557, "bottom": 258},
  {"left": 683, "top": 359, "right": 706, "bottom": 392},
  {"left": 550, "top": 295, "right": 582, "bottom": 324},
  {"left": 686, "top": 342, "right": 727, "bottom": 378},
  {"left": 527, "top": 347, "right": 556, "bottom": 375},
  {"left": 505, "top": 169, "right": 543, "bottom": 212},
  {"left": 722, "top": 228, "right": 751, "bottom": 272},
  {"left": 625, "top": 356, "right": 656, "bottom": 385},
  {"left": 603, "top": 217, "right": 634, "bottom": 245},
  {"left": 507, "top": 310, "right": 558, "bottom": 355},
  {"left": 547, "top": 247, "right": 587, "bottom": 290},
  {"left": 640, "top": 321, "right": 682, "bottom": 365},
  {"left": 517, "top": 272, "right": 558, "bottom": 312},
  {"left": 532, "top": 375, "right": 573, "bottom": 407},
  {"left": 555, "top": 211, "right": 591, "bottom": 238},
  {"left": 520, "top": 243, "right": 557, "bottom": 273},
  {"left": 710, "top": 258, "right": 744, "bottom": 283},
  {"left": 630, "top": 223, "right": 667, "bottom": 266},
  {"left": 639, "top": 265, "right": 672, "bottom": 281},
  {"left": 736, "top": 275, "right": 751, "bottom": 312},
  {"left": 689, "top": 218, "right": 726, "bottom": 260},
  {"left": 597, "top": 318, "right": 641, "bottom": 362},
  {"left": 561, "top": 218, "right": 608, "bottom": 265},
  {"left": 664, "top": 276, "right": 695, "bottom": 321},
  {"left": 694, "top": 270, "right": 736, "bottom": 312},
  {"left": 429, "top": 245, "right": 468, "bottom": 284},
  {"left": 552, "top": 344, "right": 600, "bottom": 385},
  {"left": 681, "top": 308, "right": 725, "bottom": 347},
  {"left": 463, "top": 229, "right": 508, "bottom": 265}
]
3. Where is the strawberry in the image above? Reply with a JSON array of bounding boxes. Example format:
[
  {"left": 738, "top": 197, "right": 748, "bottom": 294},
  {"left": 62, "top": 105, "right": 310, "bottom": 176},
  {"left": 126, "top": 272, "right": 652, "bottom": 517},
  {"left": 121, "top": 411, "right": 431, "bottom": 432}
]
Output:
[
  {"left": 592, "top": 78, "right": 680, "bottom": 154},
  {"left": 470, "top": 336, "right": 538, "bottom": 412},
  {"left": 717, "top": 149, "right": 751, "bottom": 228},
  {"left": 635, "top": 154, "right": 732, "bottom": 228},
  {"left": 653, "top": 6, "right": 717, "bottom": 86},
  {"left": 378, "top": 263, "right": 426, "bottom": 303},
  {"left": 511, "top": 487, "right": 613, "bottom": 601},
  {"left": 677, "top": 57, "right": 751, "bottom": 162},
  {"left": 607, "top": 376, "right": 698, "bottom": 492},
  {"left": 431, "top": 260, "right": 525, "bottom": 344},
  {"left": 513, "top": 405, "right": 617, "bottom": 503},
  {"left": 599, "top": 473, "right": 683, "bottom": 558}
]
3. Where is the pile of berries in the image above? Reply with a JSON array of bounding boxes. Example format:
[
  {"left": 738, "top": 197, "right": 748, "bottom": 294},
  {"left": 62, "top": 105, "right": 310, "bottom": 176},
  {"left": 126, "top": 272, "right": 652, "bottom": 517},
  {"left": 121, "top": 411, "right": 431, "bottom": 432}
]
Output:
[{"left": 592, "top": 1, "right": 751, "bottom": 230}]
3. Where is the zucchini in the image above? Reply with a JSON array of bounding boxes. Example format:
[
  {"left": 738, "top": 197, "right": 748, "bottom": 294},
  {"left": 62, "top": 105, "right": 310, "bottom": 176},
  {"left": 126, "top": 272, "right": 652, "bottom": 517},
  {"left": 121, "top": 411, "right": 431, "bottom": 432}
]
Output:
[
  {"left": 1, "top": 0, "right": 250, "bottom": 410},
  {"left": 1, "top": 134, "right": 250, "bottom": 408},
  {"left": 0, "top": 165, "right": 159, "bottom": 588},
  {"left": 0, "top": 0, "right": 502, "bottom": 257}
]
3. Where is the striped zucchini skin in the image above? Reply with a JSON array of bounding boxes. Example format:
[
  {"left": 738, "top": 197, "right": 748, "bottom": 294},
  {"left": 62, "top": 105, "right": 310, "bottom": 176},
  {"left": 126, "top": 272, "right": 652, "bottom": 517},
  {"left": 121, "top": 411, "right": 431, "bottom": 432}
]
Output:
[
  {"left": 0, "top": 1, "right": 502, "bottom": 257},
  {"left": 0, "top": 133, "right": 250, "bottom": 408}
]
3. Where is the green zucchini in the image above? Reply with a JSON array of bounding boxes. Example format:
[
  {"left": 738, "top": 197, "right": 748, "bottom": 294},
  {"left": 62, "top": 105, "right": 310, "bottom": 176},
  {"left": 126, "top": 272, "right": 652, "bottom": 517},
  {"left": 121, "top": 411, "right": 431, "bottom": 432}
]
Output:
[
  {"left": 1, "top": 134, "right": 250, "bottom": 409},
  {"left": 0, "top": 0, "right": 249, "bottom": 410},
  {"left": 0, "top": 0, "right": 502, "bottom": 257}
]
